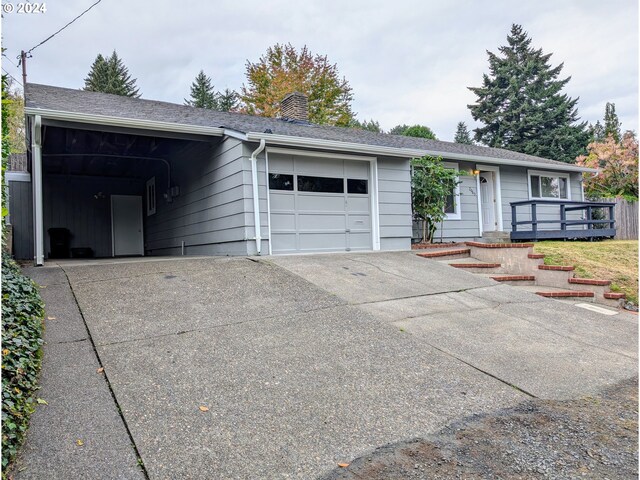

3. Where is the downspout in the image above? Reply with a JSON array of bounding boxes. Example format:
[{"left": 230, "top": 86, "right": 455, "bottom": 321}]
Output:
[
  {"left": 250, "top": 139, "right": 266, "bottom": 255},
  {"left": 32, "top": 115, "right": 44, "bottom": 266}
]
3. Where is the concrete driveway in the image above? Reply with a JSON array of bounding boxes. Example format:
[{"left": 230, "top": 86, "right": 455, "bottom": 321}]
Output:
[{"left": 17, "top": 252, "right": 638, "bottom": 479}]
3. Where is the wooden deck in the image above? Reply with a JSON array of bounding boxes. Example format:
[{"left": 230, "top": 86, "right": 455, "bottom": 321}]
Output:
[{"left": 510, "top": 200, "right": 616, "bottom": 241}]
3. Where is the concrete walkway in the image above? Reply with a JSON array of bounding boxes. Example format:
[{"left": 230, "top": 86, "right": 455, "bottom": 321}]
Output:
[{"left": 15, "top": 252, "right": 638, "bottom": 479}]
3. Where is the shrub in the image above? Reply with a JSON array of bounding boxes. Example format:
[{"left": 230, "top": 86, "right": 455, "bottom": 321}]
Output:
[{"left": 1, "top": 256, "right": 45, "bottom": 472}]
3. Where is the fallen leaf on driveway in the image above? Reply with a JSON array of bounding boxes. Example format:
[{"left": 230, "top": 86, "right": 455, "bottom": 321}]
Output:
[
  {"left": 338, "top": 463, "right": 349, "bottom": 468},
  {"left": 47, "top": 316, "right": 56, "bottom": 320},
  {"left": 36, "top": 398, "right": 48, "bottom": 405},
  {"left": 96, "top": 367, "right": 104, "bottom": 374},
  {"left": 76, "top": 440, "right": 84, "bottom": 446},
  {"left": 199, "top": 406, "right": 209, "bottom": 412}
]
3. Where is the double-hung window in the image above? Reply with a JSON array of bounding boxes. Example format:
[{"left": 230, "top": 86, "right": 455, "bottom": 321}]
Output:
[
  {"left": 443, "top": 162, "right": 461, "bottom": 220},
  {"left": 528, "top": 170, "right": 570, "bottom": 200}
]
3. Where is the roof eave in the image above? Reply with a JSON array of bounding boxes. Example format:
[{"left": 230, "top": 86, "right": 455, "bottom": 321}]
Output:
[
  {"left": 24, "top": 107, "right": 226, "bottom": 137},
  {"left": 245, "top": 132, "right": 597, "bottom": 173}
]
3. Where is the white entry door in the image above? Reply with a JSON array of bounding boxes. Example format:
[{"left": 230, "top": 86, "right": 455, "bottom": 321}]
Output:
[
  {"left": 111, "top": 195, "right": 144, "bottom": 256},
  {"left": 480, "top": 172, "right": 496, "bottom": 232}
]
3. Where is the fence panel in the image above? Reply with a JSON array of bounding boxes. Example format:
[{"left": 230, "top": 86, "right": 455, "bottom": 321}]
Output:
[{"left": 596, "top": 198, "right": 638, "bottom": 240}]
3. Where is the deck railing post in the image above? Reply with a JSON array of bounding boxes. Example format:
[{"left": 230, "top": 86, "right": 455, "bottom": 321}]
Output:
[
  {"left": 609, "top": 204, "right": 615, "bottom": 230},
  {"left": 531, "top": 203, "right": 537, "bottom": 239},
  {"left": 560, "top": 203, "right": 566, "bottom": 231},
  {"left": 587, "top": 206, "right": 592, "bottom": 231},
  {"left": 511, "top": 204, "right": 517, "bottom": 233}
]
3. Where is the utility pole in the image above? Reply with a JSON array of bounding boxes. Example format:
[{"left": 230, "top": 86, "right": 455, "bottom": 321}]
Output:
[{"left": 20, "top": 50, "right": 28, "bottom": 87}]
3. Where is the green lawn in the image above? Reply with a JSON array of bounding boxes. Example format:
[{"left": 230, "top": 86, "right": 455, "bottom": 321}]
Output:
[{"left": 533, "top": 240, "right": 638, "bottom": 305}]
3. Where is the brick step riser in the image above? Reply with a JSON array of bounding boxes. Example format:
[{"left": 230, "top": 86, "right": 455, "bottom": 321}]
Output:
[
  {"left": 420, "top": 252, "right": 471, "bottom": 260},
  {"left": 494, "top": 279, "right": 537, "bottom": 286},
  {"left": 450, "top": 266, "right": 508, "bottom": 274},
  {"left": 536, "top": 292, "right": 596, "bottom": 302}
]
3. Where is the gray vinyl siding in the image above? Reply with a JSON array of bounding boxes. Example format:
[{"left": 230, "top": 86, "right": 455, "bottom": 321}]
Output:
[
  {"left": 43, "top": 175, "right": 143, "bottom": 258},
  {"left": 377, "top": 156, "right": 412, "bottom": 250},
  {"left": 145, "top": 137, "right": 249, "bottom": 256},
  {"left": 8, "top": 180, "right": 34, "bottom": 260},
  {"left": 432, "top": 160, "right": 480, "bottom": 240},
  {"left": 502, "top": 166, "right": 584, "bottom": 232}
]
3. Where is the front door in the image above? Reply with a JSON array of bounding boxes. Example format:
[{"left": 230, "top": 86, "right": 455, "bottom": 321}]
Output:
[
  {"left": 111, "top": 195, "right": 144, "bottom": 256},
  {"left": 480, "top": 172, "right": 496, "bottom": 232}
]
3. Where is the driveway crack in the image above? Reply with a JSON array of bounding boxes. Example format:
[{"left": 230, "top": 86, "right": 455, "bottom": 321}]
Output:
[{"left": 60, "top": 266, "right": 150, "bottom": 479}]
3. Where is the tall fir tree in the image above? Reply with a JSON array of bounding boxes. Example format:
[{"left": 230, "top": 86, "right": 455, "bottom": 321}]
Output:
[
  {"left": 589, "top": 120, "right": 605, "bottom": 142},
  {"left": 84, "top": 51, "right": 140, "bottom": 98},
  {"left": 468, "top": 24, "right": 589, "bottom": 163},
  {"left": 185, "top": 71, "right": 218, "bottom": 109},
  {"left": 603, "top": 102, "right": 621, "bottom": 142},
  {"left": 454, "top": 122, "right": 473, "bottom": 144},
  {"left": 216, "top": 88, "right": 239, "bottom": 112}
]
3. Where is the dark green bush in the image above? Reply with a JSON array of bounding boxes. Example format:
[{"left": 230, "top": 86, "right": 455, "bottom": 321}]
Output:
[{"left": 1, "top": 256, "right": 44, "bottom": 471}]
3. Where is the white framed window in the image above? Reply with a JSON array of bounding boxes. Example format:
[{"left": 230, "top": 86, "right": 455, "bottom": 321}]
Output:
[
  {"left": 528, "top": 170, "right": 571, "bottom": 200},
  {"left": 146, "top": 177, "right": 156, "bottom": 216},
  {"left": 443, "top": 162, "right": 461, "bottom": 220}
]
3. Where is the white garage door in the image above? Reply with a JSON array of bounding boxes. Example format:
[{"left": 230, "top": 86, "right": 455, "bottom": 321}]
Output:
[{"left": 268, "top": 153, "right": 372, "bottom": 254}]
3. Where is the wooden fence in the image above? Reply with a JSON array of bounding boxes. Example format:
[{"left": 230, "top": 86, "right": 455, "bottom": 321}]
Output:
[{"left": 596, "top": 198, "right": 638, "bottom": 240}]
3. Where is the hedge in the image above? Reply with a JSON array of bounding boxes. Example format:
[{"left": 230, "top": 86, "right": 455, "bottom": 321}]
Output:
[{"left": 1, "top": 255, "right": 45, "bottom": 472}]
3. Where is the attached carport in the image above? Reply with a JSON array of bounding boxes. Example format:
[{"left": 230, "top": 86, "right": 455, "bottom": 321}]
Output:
[{"left": 27, "top": 111, "right": 224, "bottom": 265}]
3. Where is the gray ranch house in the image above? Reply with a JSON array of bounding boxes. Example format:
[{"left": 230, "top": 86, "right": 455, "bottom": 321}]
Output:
[{"left": 8, "top": 84, "right": 596, "bottom": 265}]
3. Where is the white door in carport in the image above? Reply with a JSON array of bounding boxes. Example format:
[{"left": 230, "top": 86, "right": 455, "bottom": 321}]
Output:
[
  {"left": 111, "top": 195, "right": 144, "bottom": 256},
  {"left": 269, "top": 154, "right": 372, "bottom": 254}
]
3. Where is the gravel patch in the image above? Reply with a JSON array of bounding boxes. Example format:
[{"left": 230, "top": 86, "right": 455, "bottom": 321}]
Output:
[{"left": 322, "top": 376, "right": 638, "bottom": 480}]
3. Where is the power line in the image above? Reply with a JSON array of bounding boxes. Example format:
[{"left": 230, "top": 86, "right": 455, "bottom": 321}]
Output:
[
  {"left": 2, "top": 53, "right": 19, "bottom": 69},
  {"left": 2, "top": 68, "right": 23, "bottom": 87},
  {"left": 21, "top": 0, "right": 102, "bottom": 59}
]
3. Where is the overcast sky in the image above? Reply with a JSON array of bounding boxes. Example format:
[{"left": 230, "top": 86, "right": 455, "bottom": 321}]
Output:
[{"left": 2, "top": 0, "right": 638, "bottom": 140}]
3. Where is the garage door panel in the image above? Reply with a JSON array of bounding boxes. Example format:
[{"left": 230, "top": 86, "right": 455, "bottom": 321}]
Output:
[
  {"left": 295, "top": 157, "right": 343, "bottom": 175},
  {"left": 299, "top": 232, "right": 347, "bottom": 251},
  {"left": 297, "top": 195, "right": 345, "bottom": 212},
  {"left": 348, "top": 215, "right": 371, "bottom": 231},
  {"left": 347, "top": 196, "right": 369, "bottom": 213},
  {"left": 298, "top": 213, "right": 346, "bottom": 230},
  {"left": 349, "top": 232, "right": 372, "bottom": 250},
  {"left": 270, "top": 193, "right": 295, "bottom": 211},
  {"left": 271, "top": 233, "right": 297, "bottom": 252},
  {"left": 270, "top": 213, "right": 296, "bottom": 230},
  {"left": 345, "top": 160, "right": 369, "bottom": 177},
  {"left": 269, "top": 154, "right": 294, "bottom": 172}
]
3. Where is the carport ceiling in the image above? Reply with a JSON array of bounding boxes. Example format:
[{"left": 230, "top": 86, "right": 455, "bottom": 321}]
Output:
[{"left": 41, "top": 125, "right": 206, "bottom": 178}]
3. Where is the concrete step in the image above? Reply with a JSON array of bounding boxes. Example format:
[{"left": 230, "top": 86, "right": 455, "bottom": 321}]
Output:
[
  {"left": 447, "top": 258, "right": 503, "bottom": 273},
  {"left": 536, "top": 290, "right": 595, "bottom": 299}
]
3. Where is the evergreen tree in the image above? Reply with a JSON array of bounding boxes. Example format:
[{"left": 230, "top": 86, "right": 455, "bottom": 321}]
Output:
[
  {"left": 468, "top": 24, "right": 589, "bottom": 163},
  {"left": 84, "top": 51, "right": 140, "bottom": 98},
  {"left": 216, "top": 88, "right": 239, "bottom": 112},
  {"left": 603, "top": 102, "right": 621, "bottom": 142},
  {"left": 349, "top": 118, "right": 383, "bottom": 133},
  {"left": 589, "top": 120, "right": 605, "bottom": 142},
  {"left": 185, "top": 71, "right": 218, "bottom": 109},
  {"left": 454, "top": 122, "right": 473, "bottom": 144}
]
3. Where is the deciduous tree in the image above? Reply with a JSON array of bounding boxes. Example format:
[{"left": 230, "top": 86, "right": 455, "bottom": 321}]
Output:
[
  {"left": 349, "top": 118, "right": 383, "bottom": 133},
  {"left": 240, "top": 43, "right": 354, "bottom": 126},
  {"left": 576, "top": 131, "right": 638, "bottom": 200},
  {"left": 468, "top": 24, "right": 589, "bottom": 163}
]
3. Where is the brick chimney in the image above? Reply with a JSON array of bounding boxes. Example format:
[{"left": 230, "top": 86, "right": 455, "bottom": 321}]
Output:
[{"left": 280, "top": 92, "right": 308, "bottom": 122}]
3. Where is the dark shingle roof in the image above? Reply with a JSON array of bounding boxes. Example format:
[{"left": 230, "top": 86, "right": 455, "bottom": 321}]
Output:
[{"left": 26, "top": 83, "right": 585, "bottom": 169}]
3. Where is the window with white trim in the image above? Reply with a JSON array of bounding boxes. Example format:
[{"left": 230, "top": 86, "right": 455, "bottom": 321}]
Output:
[
  {"left": 443, "top": 162, "right": 461, "bottom": 220},
  {"left": 528, "top": 170, "right": 570, "bottom": 200}
]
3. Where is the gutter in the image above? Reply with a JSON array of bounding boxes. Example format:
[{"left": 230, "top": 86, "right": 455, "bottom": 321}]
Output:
[
  {"left": 25, "top": 107, "right": 225, "bottom": 137},
  {"left": 245, "top": 132, "right": 597, "bottom": 174},
  {"left": 250, "top": 139, "right": 266, "bottom": 255}
]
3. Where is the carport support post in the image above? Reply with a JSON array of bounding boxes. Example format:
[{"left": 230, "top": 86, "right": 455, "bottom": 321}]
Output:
[{"left": 31, "top": 115, "right": 44, "bottom": 266}]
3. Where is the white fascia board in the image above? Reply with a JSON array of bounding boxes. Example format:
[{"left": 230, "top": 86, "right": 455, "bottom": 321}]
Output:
[
  {"left": 245, "top": 132, "right": 597, "bottom": 174},
  {"left": 25, "top": 107, "right": 225, "bottom": 137}
]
